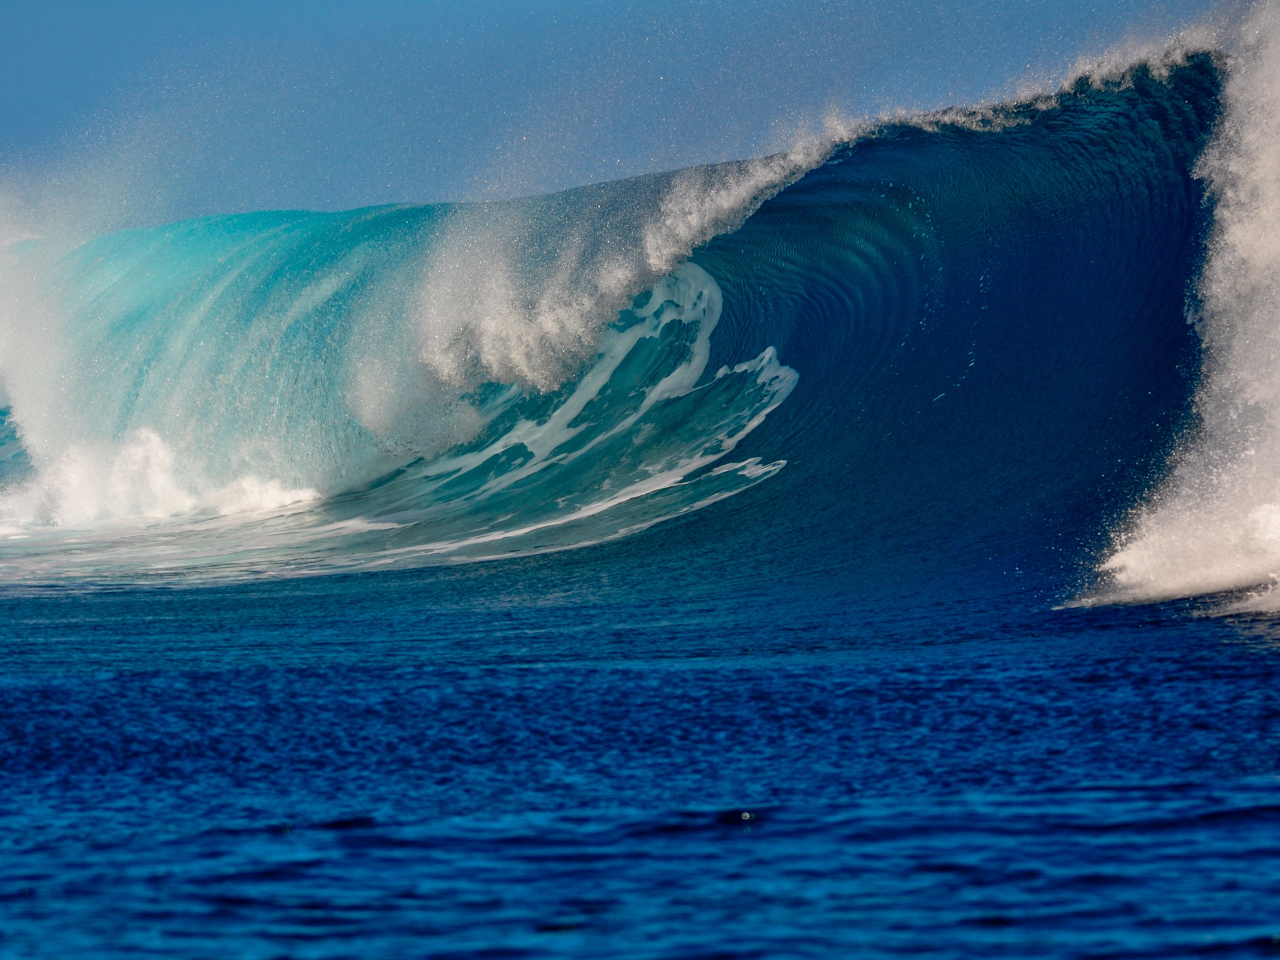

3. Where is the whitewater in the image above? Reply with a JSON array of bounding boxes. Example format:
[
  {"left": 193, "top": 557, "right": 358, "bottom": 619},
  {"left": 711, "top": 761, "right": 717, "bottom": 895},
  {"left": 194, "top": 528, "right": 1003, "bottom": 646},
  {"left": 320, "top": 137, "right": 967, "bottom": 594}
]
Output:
[{"left": 1089, "top": 3, "right": 1280, "bottom": 610}]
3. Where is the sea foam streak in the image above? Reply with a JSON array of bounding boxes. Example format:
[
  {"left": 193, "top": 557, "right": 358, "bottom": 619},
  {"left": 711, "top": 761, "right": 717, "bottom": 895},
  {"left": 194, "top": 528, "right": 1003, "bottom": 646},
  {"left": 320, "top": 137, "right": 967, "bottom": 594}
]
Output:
[{"left": 0, "top": 256, "right": 795, "bottom": 579}]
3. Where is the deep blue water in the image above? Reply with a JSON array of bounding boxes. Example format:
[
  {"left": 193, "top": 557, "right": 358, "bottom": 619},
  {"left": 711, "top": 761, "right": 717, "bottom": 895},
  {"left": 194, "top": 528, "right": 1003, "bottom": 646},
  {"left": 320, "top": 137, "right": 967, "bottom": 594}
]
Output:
[{"left": 3, "top": 53, "right": 1280, "bottom": 958}]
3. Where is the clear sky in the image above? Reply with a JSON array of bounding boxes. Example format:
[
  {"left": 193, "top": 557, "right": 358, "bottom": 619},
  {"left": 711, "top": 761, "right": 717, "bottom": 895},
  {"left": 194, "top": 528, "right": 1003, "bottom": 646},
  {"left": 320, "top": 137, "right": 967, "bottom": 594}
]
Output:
[{"left": 0, "top": 0, "right": 1230, "bottom": 216}]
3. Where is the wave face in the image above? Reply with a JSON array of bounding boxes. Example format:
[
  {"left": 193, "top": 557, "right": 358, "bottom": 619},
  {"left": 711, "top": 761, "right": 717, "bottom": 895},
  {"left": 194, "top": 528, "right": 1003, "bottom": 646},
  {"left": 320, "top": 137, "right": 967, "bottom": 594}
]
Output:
[{"left": 0, "top": 53, "right": 1223, "bottom": 591}]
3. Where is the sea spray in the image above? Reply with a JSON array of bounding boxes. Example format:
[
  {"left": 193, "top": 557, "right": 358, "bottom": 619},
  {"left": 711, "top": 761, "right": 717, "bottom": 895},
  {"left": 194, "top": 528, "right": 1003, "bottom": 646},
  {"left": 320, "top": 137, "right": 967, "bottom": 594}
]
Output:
[{"left": 1094, "top": 2, "right": 1280, "bottom": 608}]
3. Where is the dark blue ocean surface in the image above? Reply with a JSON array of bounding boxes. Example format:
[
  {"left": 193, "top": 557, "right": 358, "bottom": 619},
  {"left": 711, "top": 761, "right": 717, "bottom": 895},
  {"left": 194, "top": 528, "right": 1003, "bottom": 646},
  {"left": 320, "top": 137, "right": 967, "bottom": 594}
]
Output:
[
  {"left": 3, "top": 575, "right": 1280, "bottom": 958},
  {"left": 3, "top": 53, "right": 1280, "bottom": 958}
]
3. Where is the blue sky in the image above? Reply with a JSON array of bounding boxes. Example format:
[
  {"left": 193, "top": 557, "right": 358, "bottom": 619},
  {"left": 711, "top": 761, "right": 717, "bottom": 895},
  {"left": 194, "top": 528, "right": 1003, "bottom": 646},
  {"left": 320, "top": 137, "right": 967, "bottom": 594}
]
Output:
[{"left": 0, "top": 0, "right": 1227, "bottom": 214}]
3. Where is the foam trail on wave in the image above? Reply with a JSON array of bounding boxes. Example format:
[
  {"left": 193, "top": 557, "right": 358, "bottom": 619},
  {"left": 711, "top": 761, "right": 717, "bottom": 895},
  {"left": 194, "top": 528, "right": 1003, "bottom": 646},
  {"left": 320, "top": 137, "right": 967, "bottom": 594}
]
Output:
[
  {"left": 0, "top": 259, "right": 796, "bottom": 579},
  {"left": 0, "top": 126, "right": 837, "bottom": 528},
  {"left": 1091, "top": 1, "right": 1280, "bottom": 609}
]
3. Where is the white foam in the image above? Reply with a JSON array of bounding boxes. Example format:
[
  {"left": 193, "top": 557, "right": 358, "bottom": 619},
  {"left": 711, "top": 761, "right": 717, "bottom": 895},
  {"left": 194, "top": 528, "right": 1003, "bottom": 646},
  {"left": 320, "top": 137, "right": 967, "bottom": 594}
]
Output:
[
  {"left": 203, "top": 477, "right": 321, "bottom": 517},
  {"left": 1063, "top": 20, "right": 1228, "bottom": 91},
  {"left": 641, "top": 136, "right": 839, "bottom": 276},
  {"left": 415, "top": 214, "right": 634, "bottom": 391},
  {"left": 1092, "top": 1, "right": 1280, "bottom": 609},
  {"left": 412, "top": 131, "right": 845, "bottom": 396},
  {"left": 420, "top": 262, "right": 738, "bottom": 488},
  {"left": 0, "top": 427, "right": 319, "bottom": 532}
]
